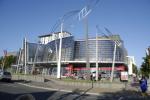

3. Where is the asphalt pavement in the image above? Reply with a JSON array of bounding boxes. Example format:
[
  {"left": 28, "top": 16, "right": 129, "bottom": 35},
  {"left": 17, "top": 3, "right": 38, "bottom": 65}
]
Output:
[
  {"left": 19, "top": 80, "right": 150, "bottom": 99},
  {"left": 0, "top": 80, "right": 150, "bottom": 100}
]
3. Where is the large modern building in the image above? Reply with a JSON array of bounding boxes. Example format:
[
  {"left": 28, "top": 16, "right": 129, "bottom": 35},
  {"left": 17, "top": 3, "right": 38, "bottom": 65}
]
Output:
[{"left": 18, "top": 31, "right": 128, "bottom": 77}]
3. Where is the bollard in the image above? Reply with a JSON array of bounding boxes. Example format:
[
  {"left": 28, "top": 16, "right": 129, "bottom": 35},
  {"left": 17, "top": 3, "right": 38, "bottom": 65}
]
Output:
[{"left": 92, "top": 79, "right": 94, "bottom": 88}]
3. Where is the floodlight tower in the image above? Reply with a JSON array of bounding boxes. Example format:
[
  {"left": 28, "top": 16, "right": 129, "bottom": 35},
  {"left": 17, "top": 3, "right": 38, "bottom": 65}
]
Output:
[
  {"left": 50, "top": 0, "right": 100, "bottom": 79},
  {"left": 56, "top": 10, "right": 80, "bottom": 79},
  {"left": 95, "top": 25, "right": 109, "bottom": 81},
  {"left": 78, "top": 6, "right": 91, "bottom": 73},
  {"left": 78, "top": 0, "right": 100, "bottom": 74}
]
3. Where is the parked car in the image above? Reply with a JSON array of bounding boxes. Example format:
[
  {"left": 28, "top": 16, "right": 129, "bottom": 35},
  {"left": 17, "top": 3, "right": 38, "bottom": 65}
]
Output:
[{"left": 0, "top": 71, "right": 12, "bottom": 82}]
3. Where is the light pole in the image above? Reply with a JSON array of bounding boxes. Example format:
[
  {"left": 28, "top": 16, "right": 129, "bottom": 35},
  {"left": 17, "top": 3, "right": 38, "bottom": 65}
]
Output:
[
  {"left": 84, "top": 16, "right": 90, "bottom": 73},
  {"left": 95, "top": 25, "right": 109, "bottom": 81},
  {"left": 78, "top": 6, "right": 91, "bottom": 74}
]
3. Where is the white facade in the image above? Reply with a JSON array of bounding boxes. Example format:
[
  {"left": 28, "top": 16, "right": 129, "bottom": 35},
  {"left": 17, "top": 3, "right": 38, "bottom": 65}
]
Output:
[
  {"left": 126, "top": 56, "right": 136, "bottom": 75},
  {"left": 39, "top": 32, "right": 71, "bottom": 44}
]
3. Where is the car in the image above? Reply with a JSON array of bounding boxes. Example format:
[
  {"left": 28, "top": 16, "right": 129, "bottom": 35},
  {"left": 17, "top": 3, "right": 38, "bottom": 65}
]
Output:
[
  {"left": 100, "top": 72, "right": 111, "bottom": 79},
  {"left": 0, "top": 71, "right": 12, "bottom": 82}
]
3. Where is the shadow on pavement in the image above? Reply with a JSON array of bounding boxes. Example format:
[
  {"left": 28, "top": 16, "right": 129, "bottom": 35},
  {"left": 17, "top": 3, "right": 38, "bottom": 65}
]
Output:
[
  {"left": 1, "top": 80, "right": 150, "bottom": 100},
  {"left": 0, "top": 79, "right": 29, "bottom": 83},
  {"left": 0, "top": 91, "right": 56, "bottom": 100},
  {"left": 72, "top": 87, "right": 92, "bottom": 100},
  {"left": 97, "top": 89, "right": 150, "bottom": 100}
]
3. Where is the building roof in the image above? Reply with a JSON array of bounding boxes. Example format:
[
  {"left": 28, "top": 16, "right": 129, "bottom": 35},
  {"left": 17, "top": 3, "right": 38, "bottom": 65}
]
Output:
[
  {"left": 38, "top": 31, "right": 72, "bottom": 38},
  {"left": 76, "top": 35, "right": 122, "bottom": 41}
]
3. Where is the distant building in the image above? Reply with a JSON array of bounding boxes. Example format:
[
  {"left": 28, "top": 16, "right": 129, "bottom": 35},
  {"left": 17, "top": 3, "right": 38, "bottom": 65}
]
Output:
[
  {"left": 146, "top": 47, "right": 150, "bottom": 56},
  {"left": 7, "top": 51, "right": 18, "bottom": 57},
  {"left": 126, "top": 56, "right": 136, "bottom": 75}
]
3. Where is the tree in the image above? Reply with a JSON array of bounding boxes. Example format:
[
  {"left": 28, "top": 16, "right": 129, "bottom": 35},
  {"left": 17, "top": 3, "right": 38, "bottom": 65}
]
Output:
[
  {"left": 132, "top": 64, "right": 138, "bottom": 75},
  {"left": 140, "top": 55, "right": 150, "bottom": 78},
  {"left": 0, "top": 57, "right": 3, "bottom": 69},
  {"left": 0, "top": 55, "right": 17, "bottom": 70}
]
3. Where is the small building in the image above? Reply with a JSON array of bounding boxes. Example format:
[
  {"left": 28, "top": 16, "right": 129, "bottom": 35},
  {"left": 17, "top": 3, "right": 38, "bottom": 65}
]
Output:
[{"left": 126, "top": 56, "right": 136, "bottom": 75}]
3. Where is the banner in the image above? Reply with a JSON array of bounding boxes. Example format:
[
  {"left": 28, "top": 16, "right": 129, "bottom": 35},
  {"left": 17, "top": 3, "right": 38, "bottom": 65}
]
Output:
[{"left": 121, "top": 71, "right": 128, "bottom": 81}]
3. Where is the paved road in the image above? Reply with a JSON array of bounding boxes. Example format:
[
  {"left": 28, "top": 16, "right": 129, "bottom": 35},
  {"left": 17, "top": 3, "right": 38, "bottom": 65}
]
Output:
[
  {"left": 0, "top": 81, "right": 100, "bottom": 100},
  {"left": 0, "top": 81, "right": 150, "bottom": 100}
]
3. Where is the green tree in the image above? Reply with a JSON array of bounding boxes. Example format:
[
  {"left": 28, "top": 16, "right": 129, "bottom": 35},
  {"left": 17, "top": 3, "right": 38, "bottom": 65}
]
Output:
[
  {"left": 140, "top": 55, "right": 150, "bottom": 78},
  {"left": 1, "top": 55, "right": 17, "bottom": 70},
  {"left": 0, "top": 57, "right": 3, "bottom": 69},
  {"left": 132, "top": 64, "right": 138, "bottom": 75}
]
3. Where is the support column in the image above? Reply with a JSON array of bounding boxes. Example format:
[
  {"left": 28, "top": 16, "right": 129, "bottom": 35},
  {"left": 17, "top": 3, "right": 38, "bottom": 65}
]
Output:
[
  {"left": 57, "top": 23, "right": 63, "bottom": 79},
  {"left": 110, "top": 42, "right": 117, "bottom": 82}
]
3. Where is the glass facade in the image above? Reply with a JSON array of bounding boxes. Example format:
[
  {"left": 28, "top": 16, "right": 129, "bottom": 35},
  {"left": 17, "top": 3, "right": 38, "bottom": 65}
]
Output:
[
  {"left": 27, "top": 36, "right": 74, "bottom": 62},
  {"left": 27, "top": 43, "right": 45, "bottom": 62},
  {"left": 23, "top": 34, "right": 128, "bottom": 76},
  {"left": 43, "top": 36, "right": 74, "bottom": 61},
  {"left": 27, "top": 35, "right": 127, "bottom": 63},
  {"left": 74, "top": 38, "right": 126, "bottom": 63}
]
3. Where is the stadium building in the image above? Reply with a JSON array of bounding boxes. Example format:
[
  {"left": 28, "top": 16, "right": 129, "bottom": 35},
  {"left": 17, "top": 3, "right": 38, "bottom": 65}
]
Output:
[{"left": 18, "top": 31, "right": 128, "bottom": 77}]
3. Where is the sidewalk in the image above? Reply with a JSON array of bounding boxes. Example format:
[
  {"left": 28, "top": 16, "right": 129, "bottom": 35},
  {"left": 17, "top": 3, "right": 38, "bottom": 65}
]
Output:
[
  {"left": 20, "top": 81, "right": 120, "bottom": 94},
  {"left": 16, "top": 77, "right": 150, "bottom": 100},
  {"left": 17, "top": 78, "right": 148, "bottom": 96}
]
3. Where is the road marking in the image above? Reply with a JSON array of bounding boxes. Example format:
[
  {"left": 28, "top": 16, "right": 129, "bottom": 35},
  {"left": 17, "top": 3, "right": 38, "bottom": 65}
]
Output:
[
  {"left": 0, "top": 83, "right": 18, "bottom": 87},
  {"left": 17, "top": 83, "right": 71, "bottom": 92},
  {"left": 17, "top": 83, "right": 100, "bottom": 96}
]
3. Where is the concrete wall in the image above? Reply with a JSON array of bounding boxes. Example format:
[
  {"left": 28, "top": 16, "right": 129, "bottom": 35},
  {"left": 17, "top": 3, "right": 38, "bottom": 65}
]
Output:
[{"left": 12, "top": 75, "right": 45, "bottom": 82}]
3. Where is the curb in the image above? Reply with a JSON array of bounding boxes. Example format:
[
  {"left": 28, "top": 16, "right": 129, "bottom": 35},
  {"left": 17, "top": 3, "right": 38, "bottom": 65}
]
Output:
[{"left": 17, "top": 83, "right": 100, "bottom": 96}]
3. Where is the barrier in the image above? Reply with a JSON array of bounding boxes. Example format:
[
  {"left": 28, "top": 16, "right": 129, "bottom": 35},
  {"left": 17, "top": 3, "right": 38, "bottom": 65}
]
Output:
[{"left": 12, "top": 75, "right": 45, "bottom": 82}]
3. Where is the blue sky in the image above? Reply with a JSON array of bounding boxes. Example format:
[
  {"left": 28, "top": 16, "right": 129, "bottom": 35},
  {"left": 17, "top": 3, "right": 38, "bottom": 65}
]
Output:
[{"left": 0, "top": 0, "right": 150, "bottom": 67}]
